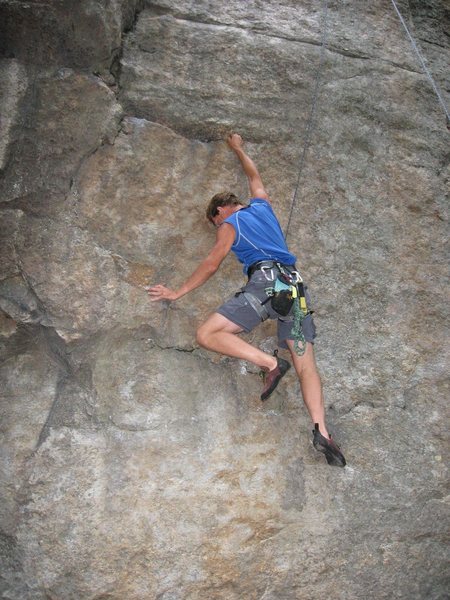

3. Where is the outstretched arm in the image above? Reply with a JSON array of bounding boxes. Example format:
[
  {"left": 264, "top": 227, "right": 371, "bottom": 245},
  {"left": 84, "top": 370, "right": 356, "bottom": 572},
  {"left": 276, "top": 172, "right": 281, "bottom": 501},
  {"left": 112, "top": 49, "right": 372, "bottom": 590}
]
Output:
[
  {"left": 227, "top": 133, "right": 270, "bottom": 202},
  {"left": 147, "top": 223, "right": 235, "bottom": 302}
]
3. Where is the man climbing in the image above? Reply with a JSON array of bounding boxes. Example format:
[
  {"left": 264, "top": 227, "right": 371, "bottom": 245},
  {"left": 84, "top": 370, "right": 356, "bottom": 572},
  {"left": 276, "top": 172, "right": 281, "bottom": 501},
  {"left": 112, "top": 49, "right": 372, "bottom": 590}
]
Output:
[{"left": 148, "top": 133, "right": 346, "bottom": 467}]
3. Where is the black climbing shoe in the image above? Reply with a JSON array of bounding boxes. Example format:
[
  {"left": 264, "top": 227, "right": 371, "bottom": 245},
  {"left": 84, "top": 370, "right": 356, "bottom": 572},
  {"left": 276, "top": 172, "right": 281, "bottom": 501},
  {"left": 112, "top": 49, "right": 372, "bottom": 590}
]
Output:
[
  {"left": 312, "top": 423, "right": 346, "bottom": 467},
  {"left": 260, "top": 351, "right": 291, "bottom": 401}
]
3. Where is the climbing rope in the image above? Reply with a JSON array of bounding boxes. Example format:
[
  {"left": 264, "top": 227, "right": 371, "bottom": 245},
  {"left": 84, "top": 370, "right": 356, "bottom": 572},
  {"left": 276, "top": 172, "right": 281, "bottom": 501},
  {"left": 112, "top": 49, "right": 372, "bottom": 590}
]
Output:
[
  {"left": 390, "top": 0, "right": 450, "bottom": 126},
  {"left": 281, "top": 0, "right": 329, "bottom": 354},
  {"left": 291, "top": 297, "right": 307, "bottom": 355},
  {"left": 284, "top": 0, "right": 329, "bottom": 240},
  {"left": 285, "top": 0, "right": 449, "bottom": 243},
  {"left": 283, "top": 0, "right": 448, "bottom": 354}
]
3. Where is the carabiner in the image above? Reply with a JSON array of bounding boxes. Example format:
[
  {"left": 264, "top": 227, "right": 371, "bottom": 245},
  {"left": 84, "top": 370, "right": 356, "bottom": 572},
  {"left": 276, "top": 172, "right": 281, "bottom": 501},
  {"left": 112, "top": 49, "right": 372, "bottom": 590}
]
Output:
[
  {"left": 261, "top": 265, "right": 276, "bottom": 281},
  {"left": 291, "top": 270, "right": 303, "bottom": 284}
]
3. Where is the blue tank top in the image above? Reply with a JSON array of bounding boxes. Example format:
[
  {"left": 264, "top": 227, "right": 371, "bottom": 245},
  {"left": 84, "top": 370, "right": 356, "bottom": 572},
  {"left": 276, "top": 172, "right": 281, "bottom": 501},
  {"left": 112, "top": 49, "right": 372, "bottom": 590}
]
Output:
[{"left": 223, "top": 198, "right": 297, "bottom": 273}]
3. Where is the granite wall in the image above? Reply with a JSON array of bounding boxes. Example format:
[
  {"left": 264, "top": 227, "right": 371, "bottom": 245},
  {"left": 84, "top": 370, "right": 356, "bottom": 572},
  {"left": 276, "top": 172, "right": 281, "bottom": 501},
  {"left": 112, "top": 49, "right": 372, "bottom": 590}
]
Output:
[{"left": 0, "top": 1, "right": 449, "bottom": 598}]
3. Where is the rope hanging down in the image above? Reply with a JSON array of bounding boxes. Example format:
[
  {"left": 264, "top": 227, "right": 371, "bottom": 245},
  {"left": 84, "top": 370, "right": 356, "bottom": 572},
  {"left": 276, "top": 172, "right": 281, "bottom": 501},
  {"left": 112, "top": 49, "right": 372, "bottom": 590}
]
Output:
[
  {"left": 390, "top": 0, "right": 450, "bottom": 126},
  {"left": 284, "top": 0, "right": 329, "bottom": 240},
  {"left": 284, "top": 0, "right": 448, "bottom": 242}
]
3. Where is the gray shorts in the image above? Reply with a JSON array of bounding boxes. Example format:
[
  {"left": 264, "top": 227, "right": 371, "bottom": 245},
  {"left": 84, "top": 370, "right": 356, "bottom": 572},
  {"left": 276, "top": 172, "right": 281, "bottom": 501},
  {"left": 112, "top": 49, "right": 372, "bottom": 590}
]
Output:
[{"left": 216, "top": 270, "right": 316, "bottom": 349}]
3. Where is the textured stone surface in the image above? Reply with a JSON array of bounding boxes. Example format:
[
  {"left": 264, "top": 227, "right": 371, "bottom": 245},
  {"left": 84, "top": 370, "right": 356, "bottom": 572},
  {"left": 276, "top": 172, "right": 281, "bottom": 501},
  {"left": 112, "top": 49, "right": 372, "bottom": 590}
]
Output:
[
  {"left": 0, "top": 0, "right": 449, "bottom": 598},
  {"left": 120, "top": 0, "right": 450, "bottom": 140},
  {"left": 0, "top": 58, "right": 27, "bottom": 171},
  {"left": 0, "top": 324, "right": 63, "bottom": 580},
  {"left": 0, "top": 68, "right": 122, "bottom": 206},
  {"left": 0, "top": 0, "right": 144, "bottom": 73}
]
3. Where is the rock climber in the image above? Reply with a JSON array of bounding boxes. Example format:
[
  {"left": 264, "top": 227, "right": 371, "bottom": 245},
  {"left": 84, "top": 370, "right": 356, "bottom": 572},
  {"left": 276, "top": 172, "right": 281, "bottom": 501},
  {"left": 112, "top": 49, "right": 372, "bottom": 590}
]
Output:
[{"left": 148, "top": 133, "right": 346, "bottom": 467}]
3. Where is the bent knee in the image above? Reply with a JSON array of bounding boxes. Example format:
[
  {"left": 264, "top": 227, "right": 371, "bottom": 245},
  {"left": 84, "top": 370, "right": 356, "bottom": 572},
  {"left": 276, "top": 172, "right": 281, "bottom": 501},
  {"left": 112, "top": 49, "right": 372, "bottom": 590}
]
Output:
[{"left": 196, "top": 324, "right": 210, "bottom": 348}]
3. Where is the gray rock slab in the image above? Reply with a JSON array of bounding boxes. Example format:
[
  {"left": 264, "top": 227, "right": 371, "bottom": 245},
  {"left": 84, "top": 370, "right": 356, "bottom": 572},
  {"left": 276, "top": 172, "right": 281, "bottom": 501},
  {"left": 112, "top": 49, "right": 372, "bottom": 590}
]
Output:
[
  {"left": 0, "top": 0, "right": 144, "bottom": 73},
  {"left": 119, "top": 3, "right": 449, "bottom": 142},
  {"left": 0, "top": 59, "right": 27, "bottom": 171},
  {"left": 9, "top": 332, "right": 449, "bottom": 598},
  {"left": 11, "top": 213, "right": 147, "bottom": 337},
  {"left": 0, "top": 68, "right": 122, "bottom": 205},
  {"left": 0, "top": 0, "right": 449, "bottom": 598},
  {"left": 0, "top": 328, "right": 60, "bottom": 536},
  {"left": 140, "top": 0, "right": 438, "bottom": 69}
]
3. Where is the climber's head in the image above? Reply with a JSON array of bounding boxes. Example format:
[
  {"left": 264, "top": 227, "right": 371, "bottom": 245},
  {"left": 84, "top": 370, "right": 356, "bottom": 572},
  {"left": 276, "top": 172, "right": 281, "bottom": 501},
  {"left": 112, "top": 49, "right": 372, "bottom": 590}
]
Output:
[{"left": 206, "top": 192, "right": 245, "bottom": 225}]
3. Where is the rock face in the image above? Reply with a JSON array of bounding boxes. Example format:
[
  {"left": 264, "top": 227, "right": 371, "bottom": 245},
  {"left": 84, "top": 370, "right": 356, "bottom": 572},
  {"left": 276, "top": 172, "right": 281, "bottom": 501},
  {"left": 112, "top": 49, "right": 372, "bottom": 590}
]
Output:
[{"left": 0, "top": 1, "right": 449, "bottom": 598}]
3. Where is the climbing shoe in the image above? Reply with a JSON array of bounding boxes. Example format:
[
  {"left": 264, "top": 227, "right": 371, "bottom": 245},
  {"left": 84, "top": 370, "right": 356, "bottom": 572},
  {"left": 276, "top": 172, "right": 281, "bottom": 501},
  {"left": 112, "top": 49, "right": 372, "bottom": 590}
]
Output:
[
  {"left": 260, "top": 351, "right": 291, "bottom": 401},
  {"left": 312, "top": 423, "right": 346, "bottom": 467}
]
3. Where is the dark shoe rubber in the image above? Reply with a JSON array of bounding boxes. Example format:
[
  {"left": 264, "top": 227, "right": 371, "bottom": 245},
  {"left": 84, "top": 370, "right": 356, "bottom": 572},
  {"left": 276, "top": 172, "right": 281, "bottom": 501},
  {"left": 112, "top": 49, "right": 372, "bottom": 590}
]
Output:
[
  {"left": 260, "top": 356, "right": 291, "bottom": 401},
  {"left": 312, "top": 423, "right": 346, "bottom": 467}
]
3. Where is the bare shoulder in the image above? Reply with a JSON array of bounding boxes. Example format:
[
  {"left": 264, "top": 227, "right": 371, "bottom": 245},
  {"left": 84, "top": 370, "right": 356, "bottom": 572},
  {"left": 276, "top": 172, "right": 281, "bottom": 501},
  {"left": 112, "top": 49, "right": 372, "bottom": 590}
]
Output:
[
  {"left": 249, "top": 184, "right": 271, "bottom": 203},
  {"left": 205, "top": 222, "right": 235, "bottom": 266},
  {"left": 216, "top": 222, "right": 236, "bottom": 245}
]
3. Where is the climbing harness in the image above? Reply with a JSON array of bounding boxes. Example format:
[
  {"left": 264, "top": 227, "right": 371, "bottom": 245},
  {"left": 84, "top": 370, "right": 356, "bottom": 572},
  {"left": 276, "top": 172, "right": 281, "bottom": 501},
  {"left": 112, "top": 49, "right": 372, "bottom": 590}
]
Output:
[
  {"left": 269, "top": 264, "right": 309, "bottom": 355},
  {"left": 243, "top": 261, "right": 310, "bottom": 356},
  {"left": 242, "top": 291, "right": 269, "bottom": 322},
  {"left": 390, "top": 0, "right": 450, "bottom": 129},
  {"left": 271, "top": 276, "right": 296, "bottom": 316}
]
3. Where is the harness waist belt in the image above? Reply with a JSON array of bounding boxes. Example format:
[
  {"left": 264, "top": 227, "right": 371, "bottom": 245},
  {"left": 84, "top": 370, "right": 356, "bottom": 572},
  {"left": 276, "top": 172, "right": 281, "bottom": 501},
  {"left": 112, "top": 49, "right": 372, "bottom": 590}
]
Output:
[{"left": 247, "top": 260, "right": 296, "bottom": 280}]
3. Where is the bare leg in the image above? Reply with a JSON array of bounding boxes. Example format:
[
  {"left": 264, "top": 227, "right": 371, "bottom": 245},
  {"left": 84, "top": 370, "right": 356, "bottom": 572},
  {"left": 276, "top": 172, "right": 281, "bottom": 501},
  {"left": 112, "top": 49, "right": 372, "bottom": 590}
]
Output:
[
  {"left": 286, "top": 340, "right": 329, "bottom": 438},
  {"left": 196, "top": 313, "right": 277, "bottom": 371}
]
